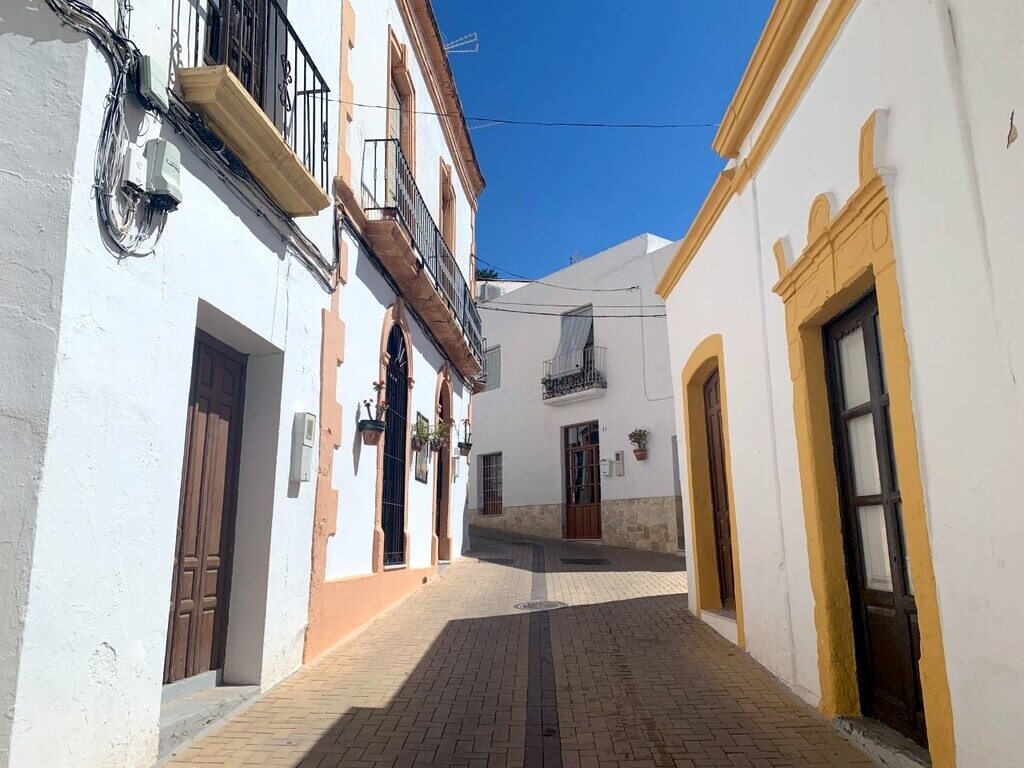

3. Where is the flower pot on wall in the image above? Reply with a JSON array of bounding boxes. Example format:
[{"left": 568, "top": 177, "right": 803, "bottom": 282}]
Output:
[
  {"left": 633, "top": 448, "right": 648, "bottom": 461},
  {"left": 458, "top": 442, "right": 472, "bottom": 457},
  {"left": 358, "top": 419, "right": 385, "bottom": 446}
]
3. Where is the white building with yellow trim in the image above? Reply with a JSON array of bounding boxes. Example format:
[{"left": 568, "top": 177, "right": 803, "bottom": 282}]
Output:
[{"left": 658, "top": 2, "right": 1023, "bottom": 766}]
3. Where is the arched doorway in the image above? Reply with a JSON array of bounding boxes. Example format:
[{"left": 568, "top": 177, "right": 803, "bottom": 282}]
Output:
[
  {"left": 382, "top": 324, "right": 409, "bottom": 567},
  {"left": 433, "top": 376, "right": 453, "bottom": 563}
]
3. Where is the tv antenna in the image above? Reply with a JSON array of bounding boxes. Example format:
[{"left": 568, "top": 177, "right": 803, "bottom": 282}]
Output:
[
  {"left": 444, "top": 32, "right": 479, "bottom": 54},
  {"left": 569, "top": 250, "right": 584, "bottom": 265}
]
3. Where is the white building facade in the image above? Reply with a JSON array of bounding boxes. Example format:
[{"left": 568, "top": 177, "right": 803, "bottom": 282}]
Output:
[
  {"left": 0, "top": 0, "right": 483, "bottom": 765},
  {"left": 659, "top": 2, "right": 1023, "bottom": 767},
  {"left": 470, "top": 236, "right": 684, "bottom": 554},
  {"left": 307, "top": 0, "right": 486, "bottom": 663}
]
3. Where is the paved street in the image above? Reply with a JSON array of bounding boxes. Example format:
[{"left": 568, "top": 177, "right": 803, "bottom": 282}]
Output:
[{"left": 165, "top": 534, "right": 874, "bottom": 768}]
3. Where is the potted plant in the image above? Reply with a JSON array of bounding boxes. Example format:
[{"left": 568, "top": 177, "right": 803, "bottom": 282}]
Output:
[
  {"left": 628, "top": 428, "right": 649, "bottom": 460},
  {"left": 457, "top": 420, "right": 473, "bottom": 457},
  {"left": 430, "top": 421, "right": 451, "bottom": 452},
  {"left": 411, "top": 418, "right": 432, "bottom": 452},
  {"left": 358, "top": 381, "right": 388, "bottom": 446}
]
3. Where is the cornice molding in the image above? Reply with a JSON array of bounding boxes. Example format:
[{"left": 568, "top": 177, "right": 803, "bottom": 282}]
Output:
[
  {"left": 655, "top": 169, "right": 737, "bottom": 298},
  {"left": 713, "top": 0, "right": 817, "bottom": 159},
  {"left": 396, "top": 0, "right": 486, "bottom": 201}
]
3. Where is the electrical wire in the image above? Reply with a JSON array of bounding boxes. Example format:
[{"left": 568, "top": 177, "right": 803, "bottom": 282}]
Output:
[
  {"left": 334, "top": 99, "right": 718, "bottom": 130},
  {"left": 46, "top": 0, "right": 169, "bottom": 258},
  {"left": 479, "top": 306, "right": 666, "bottom": 319},
  {"left": 475, "top": 256, "right": 639, "bottom": 292}
]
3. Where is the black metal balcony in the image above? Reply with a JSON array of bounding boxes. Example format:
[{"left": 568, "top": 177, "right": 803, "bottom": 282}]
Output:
[
  {"left": 363, "top": 139, "right": 484, "bottom": 364},
  {"left": 177, "top": 0, "right": 331, "bottom": 194},
  {"left": 542, "top": 347, "right": 608, "bottom": 401}
]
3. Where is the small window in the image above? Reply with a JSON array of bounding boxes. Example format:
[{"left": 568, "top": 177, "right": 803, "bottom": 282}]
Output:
[
  {"left": 480, "top": 453, "right": 503, "bottom": 515},
  {"left": 482, "top": 346, "right": 501, "bottom": 391}
]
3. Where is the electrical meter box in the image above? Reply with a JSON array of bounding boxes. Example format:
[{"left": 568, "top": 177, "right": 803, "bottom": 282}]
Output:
[
  {"left": 291, "top": 412, "right": 317, "bottom": 483},
  {"left": 136, "top": 54, "right": 170, "bottom": 113},
  {"left": 144, "top": 139, "right": 182, "bottom": 211}
]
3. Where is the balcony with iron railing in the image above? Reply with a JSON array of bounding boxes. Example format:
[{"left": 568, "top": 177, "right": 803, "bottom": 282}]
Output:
[
  {"left": 172, "top": 0, "right": 331, "bottom": 217},
  {"left": 362, "top": 138, "right": 484, "bottom": 384},
  {"left": 541, "top": 346, "right": 608, "bottom": 404}
]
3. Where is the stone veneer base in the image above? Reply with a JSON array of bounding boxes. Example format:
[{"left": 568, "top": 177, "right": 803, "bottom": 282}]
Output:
[{"left": 470, "top": 496, "right": 681, "bottom": 555}]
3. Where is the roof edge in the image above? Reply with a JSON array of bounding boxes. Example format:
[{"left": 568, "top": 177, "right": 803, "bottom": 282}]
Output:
[
  {"left": 711, "top": 0, "right": 817, "bottom": 159},
  {"left": 401, "top": 0, "right": 486, "bottom": 197}
]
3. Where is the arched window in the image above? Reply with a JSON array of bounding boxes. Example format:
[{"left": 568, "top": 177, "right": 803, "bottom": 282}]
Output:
[{"left": 382, "top": 324, "right": 409, "bottom": 566}]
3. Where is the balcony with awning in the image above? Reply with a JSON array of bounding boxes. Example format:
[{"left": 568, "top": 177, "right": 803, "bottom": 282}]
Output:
[{"left": 541, "top": 307, "right": 607, "bottom": 404}]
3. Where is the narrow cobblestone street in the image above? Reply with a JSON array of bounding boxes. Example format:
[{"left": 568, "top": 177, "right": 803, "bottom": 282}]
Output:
[{"left": 165, "top": 535, "right": 874, "bottom": 768}]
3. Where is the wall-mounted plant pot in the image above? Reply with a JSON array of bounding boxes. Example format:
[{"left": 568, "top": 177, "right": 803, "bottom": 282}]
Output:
[
  {"left": 412, "top": 439, "right": 426, "bottom": 453},
  {"left": 633, "top": 448, "right": 648, "bottom": 461},
  {"left": 430, "top": 441, "right": 445, "bottom": 453},
  {"left": 458, "top": 442, "right": 472, "bottom": 457},
  {"left": 358, "top": 419, "right": 385, "bottom": 446}
]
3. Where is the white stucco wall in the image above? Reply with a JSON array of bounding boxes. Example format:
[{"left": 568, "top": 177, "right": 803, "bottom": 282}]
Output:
[
  {"left": 5, "top": 1, "right": 340, "bottom": 765},
  {"left": 470, "top": 235, "right": 681, "bottom": 521},
  {"left": 664, "top": 0, "right": 1024, "bottom": 761},
  {"left": 327, "top": 231, "right": 472, "bottom": 580},
  {"left": 0, "top": 7, "right": 90, "bottom": 764}
]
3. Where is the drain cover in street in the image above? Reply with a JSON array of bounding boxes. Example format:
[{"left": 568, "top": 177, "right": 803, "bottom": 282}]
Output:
[
  {"left": 477, "top": 557, "right": 515, "bottom": 565},
  {"left": 514, "top": 600, "right": 567, "bottom": 611},
  {"left": 561, "top": 557, "right": 610, "bottom": 566}
]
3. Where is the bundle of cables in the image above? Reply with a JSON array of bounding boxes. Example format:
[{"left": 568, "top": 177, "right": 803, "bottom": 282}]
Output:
[{"left": 45, "top": 0, "right": 169, "bottom": 257}]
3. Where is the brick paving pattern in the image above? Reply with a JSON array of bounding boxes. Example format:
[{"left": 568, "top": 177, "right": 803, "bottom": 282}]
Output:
[{"left": 164, "top": 533, "right": 875, "bottom": 768}]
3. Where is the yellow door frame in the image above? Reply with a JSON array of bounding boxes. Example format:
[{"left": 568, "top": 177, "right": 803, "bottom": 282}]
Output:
[
  {"left": 681, "top": 334, "right": 745, "bottom": 648},
  {"left": 772, "top": 111, "right": 955, "bottom": 767}
]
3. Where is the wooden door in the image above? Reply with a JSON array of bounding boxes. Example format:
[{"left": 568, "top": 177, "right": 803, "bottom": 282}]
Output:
[
  {"left": 564, "top": 422, "right": 602, "bottom": 539},
  {"left": 703, "top": 370, "right": 735, "bottom": 610},
  {"left": 165, "top": 332, "right": 247, "bottom": 685},
  {"left": 825, "top": 293, "right": 926, "bottom": 746}
]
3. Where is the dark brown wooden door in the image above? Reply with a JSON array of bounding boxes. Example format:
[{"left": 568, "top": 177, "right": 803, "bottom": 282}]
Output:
[
  {"left": 165, "top": 332, "right": 247, "bottom": 684},
  {"left": 564, "top": 422, "right": 602, "bottom": 539},
  {"left": 703, "top": 370, "right": 736, "bottom": 610},
  {"left": 825, "top": 293, "right": 926, "bottom": 747}
]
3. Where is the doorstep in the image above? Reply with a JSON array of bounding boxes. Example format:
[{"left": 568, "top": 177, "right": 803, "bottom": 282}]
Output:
[
  {"left": 835, "top": 717, "right": 931, "bottom": 768},
  {"left": 158, "top": 677, "right": 260, "bottom": 763}
]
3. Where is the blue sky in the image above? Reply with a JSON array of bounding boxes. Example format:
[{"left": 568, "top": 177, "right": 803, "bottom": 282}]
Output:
[{"left": 432, "top": 1, "right": 773, "bottom": 279}]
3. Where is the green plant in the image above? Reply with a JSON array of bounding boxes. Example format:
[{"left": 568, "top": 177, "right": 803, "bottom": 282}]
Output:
[
  {"left": 476, "top": 266, "right": 499, "bottom": 280},
  {"left": 412, "top": 419, "right": 432, "bottom": 447},
  {"left": 628, "top": 428, "right": 649, "bottom": 449},
  {"left": 431, "top": 421, "right": 451, "bottom": 449}
]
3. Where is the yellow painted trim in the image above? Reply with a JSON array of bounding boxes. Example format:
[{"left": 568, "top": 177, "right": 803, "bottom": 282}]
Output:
[
  {"left": 680, "top": 334, "right": 745, "bottom": 649},
  {"left": 732, "top": 0, "right": 855, "bottom": 194},
  {"left": 655, "top": 170, "right": 736, "bottom": 298},
  {"left": 713, "top": 0, "right": 816, "bottom": 159},
  {"left": 656, "top": 0, "right": 856, "bottom": 299},
  {"left": 774, "top": 111, "right": 955, "bottom": 767}
]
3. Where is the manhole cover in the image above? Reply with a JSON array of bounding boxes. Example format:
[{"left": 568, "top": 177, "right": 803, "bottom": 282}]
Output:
[
  {"left": 514, "top": 600, "right": 567, "bottom": 611},
  {"left": 477, "top": 557, "right": 515, "bottom": 565},
  {"left": 561, "top": 557, "right": 610, "bottom": 566}
]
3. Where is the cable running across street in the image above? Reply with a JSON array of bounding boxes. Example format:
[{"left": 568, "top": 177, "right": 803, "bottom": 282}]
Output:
[{"left": 332, "top": 99, "right": 719, "bottom": 130}]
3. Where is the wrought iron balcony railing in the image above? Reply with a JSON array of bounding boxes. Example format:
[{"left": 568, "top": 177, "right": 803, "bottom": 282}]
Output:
[
  {"left": 363, "top": 138, "right": 484, "bottom": 362},
  {"left": 541, "top": 347, "right": 607, "bottom": 401},
  {"left": 176, "top": 0, "right": 331, "bottom": 193}
]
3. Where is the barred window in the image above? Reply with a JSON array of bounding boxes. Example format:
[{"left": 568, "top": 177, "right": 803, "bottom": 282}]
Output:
[
  {"left": 482, "top": 346, "right": 501, "bottom": 391},
  {"left": 480, "top": 453, "right": 503, "bottom": 515}
]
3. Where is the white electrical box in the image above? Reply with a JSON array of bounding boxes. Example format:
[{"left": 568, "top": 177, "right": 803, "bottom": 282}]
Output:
[
  {"left": 614, "top": 451, "right": 625, "bottom": 477},
  {"left": 291, "top": 412, "right": 316, "bottom": 483},
  {"left": 144, "top": 139, "right": 182, "bottom": 210},
  {"left": 136, "top": 54, "right": 170, "bottom": 113},
  {"left": 601, "top": 458, "right": 613, "bottom": 477},
  {"left": 124, "top": 144, "right": 147, "bottom": 193}
]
